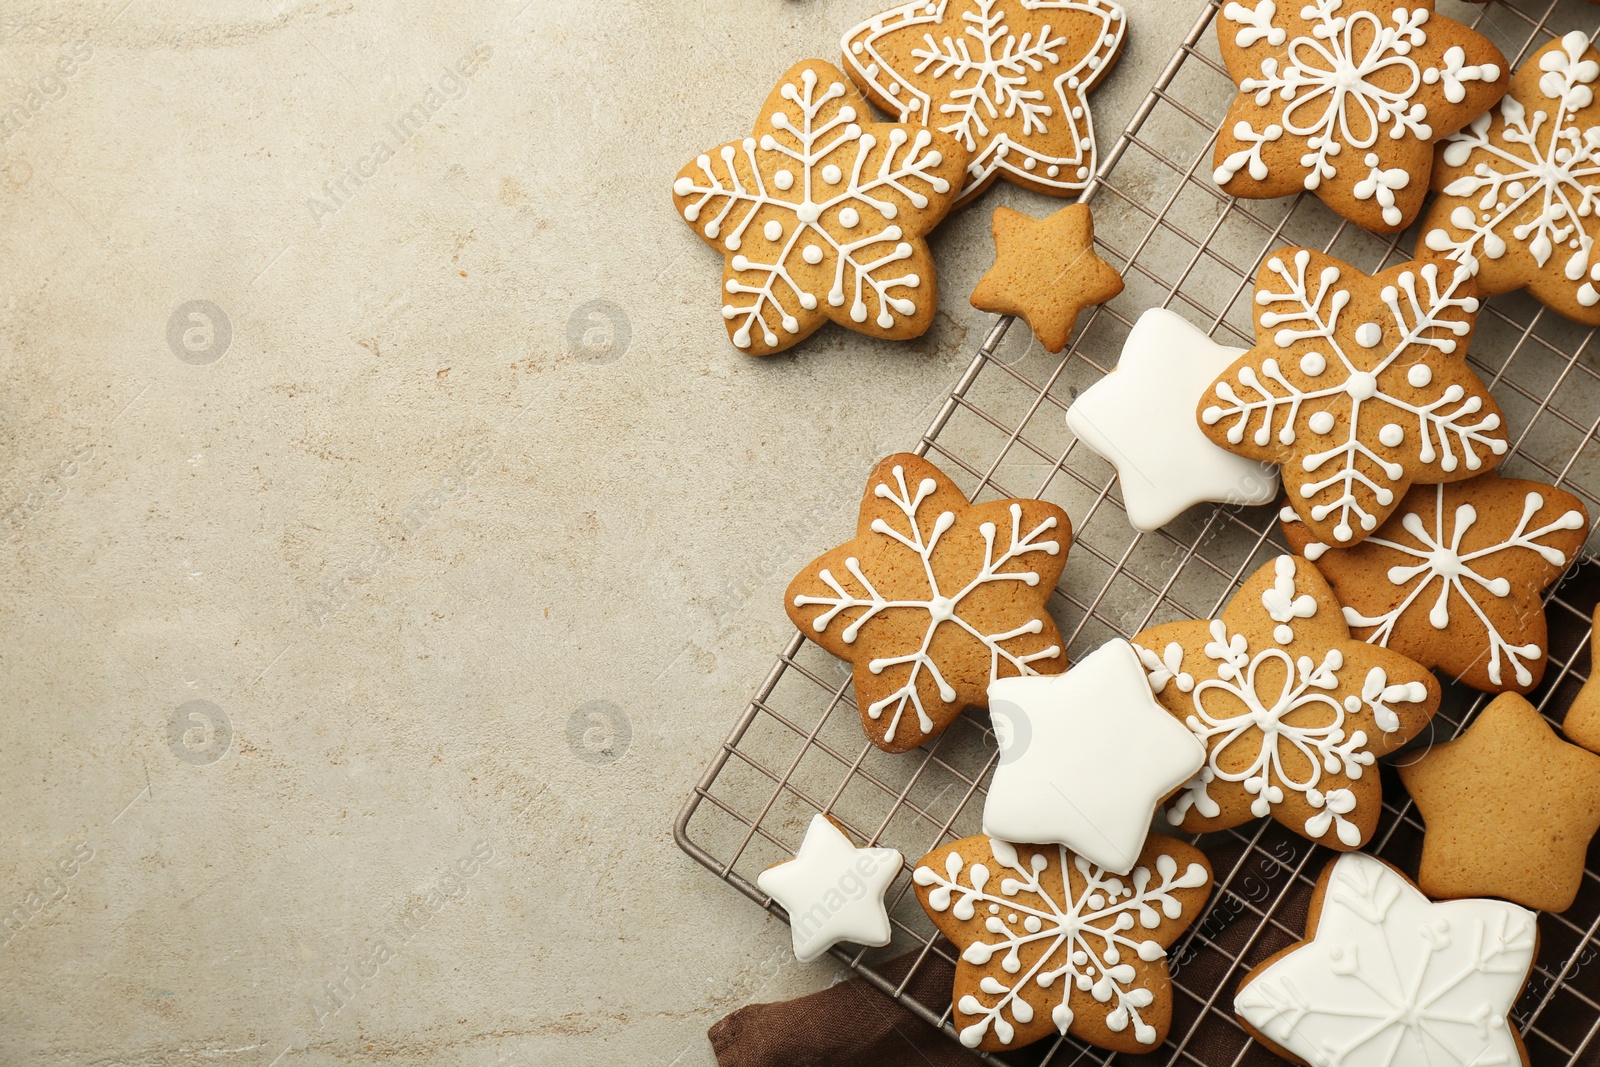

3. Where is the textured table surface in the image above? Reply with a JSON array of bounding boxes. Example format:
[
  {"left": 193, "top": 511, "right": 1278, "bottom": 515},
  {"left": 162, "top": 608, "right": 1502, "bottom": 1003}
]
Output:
[{"left": 2, "top": 2, "right": 1212, "bottom": 1064}]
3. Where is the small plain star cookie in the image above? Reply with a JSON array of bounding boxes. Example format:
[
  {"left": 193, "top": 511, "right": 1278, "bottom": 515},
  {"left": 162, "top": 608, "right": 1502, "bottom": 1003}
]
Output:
[
  {"left": 786, "top": 453, "right": 1070, "bottom": 753},
  {"left": 968, "top": 204, "right": 1123, "bottom": 351},
  {"left": 672, "top": 59, "right": 969, "bottom": 355},
  {"left": 1399, "top": 692, "right": 1600, "bottom": 913}
]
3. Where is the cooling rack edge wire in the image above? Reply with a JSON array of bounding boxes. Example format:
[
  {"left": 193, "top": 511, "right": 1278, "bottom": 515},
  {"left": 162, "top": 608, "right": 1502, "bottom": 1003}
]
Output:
[{"left": 676, "top": 1, "right": 1600, "bottom": 1064}]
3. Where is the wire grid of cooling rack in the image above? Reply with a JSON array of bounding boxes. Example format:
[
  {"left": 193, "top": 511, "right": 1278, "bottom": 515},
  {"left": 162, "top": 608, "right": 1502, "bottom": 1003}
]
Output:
[{"left": 675, "top": 0, "right": 1600, "bottom": 1063}]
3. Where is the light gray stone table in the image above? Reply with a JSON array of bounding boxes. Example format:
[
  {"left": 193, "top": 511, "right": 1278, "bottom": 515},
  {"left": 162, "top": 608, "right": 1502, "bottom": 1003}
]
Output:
[{"left": 0, "top": 2, "right": 1198, "bottom": 1063}]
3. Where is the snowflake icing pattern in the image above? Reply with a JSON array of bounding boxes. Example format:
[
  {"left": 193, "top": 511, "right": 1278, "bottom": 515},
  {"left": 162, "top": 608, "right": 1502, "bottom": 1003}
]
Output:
[
  {"left": 841, "top": 0, "right": 1125, "bottom": 201},
  {"left": 1237, "top": 853, "right": 1536, "bottom": 1067},
  {"left": 1133, "top": 556, "right": 1436, "bottom": 849},
  {"left": 1215, "top": 0, "right": 1503, "bottom": 231},
  {"left": 1200, "top": 248, "right": 1508, "bottom": 547},
  {"left": 672, "top": 61, "right": 966, "bottom": 354},
  {"left": 1423, "top": 31, "right": 1600, "bottom": 323},
  {"left": 914, "top": 836, "right": 1210, "bottom": 1051},
  {"left": 788, "top": 456, "right": 1068, "bottom": 750},
  {"left": 1283, "top": 477, "right": 1588, "bottom": 691}
]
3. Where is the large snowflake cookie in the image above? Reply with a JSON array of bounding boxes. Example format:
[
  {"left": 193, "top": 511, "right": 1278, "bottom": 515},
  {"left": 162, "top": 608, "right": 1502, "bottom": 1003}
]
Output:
[
  {"left": 786, "top": 453, "right": 1070, "bottom": 753},
  {"left": 1235, "top": 852, "right": 1538, "bottom": 1067},
  {"left": 1421, "top": 32, "right": 1600, "bottom": 325},
  {"left": 841, "top": 0, "right": 1126, "bottom": 204},
  {"left": 912, "top": 834, "right": 1211, "bottom": 1052},
  {"left": 1282, "top": 473, "right": 1589, "bottom": 693},
  {"left": 1213, "top": 0, "right": 1507, "bottom": 233},
  {"left": 1132, "top": 554, "right": 1440, "bottom": 850},
  {"left": 1199, "top": 247, "right": 1509, "bottom": 548},
  {"left": 671, "top": 59, "right": 969, "bottom": 355}
]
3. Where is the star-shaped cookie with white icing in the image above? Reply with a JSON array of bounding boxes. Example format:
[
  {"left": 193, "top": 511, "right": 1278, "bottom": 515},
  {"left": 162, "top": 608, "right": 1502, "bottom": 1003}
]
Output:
[
  {"left": 841, "top": 0, "right": 1127, "bottom": 203},
  {"left": 1213, "top": 0, "right": 1508, "bottom": 232},
  {"left": 984, "top": 639, "right": 1204, "bottom": 875},
  {"left": 757, "top": 813, "right": 903, "bottom": 963},
  {"left": 1066, "top": 308, "right": 1278, "bottom": 531},
  {"left": 1236, "top": 852, "right": 1538, "bottom": 1067}
]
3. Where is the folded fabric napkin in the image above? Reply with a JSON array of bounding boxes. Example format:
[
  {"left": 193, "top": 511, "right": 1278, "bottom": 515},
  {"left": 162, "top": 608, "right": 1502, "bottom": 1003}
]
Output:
[{"left": 708, "top": 951, "right": 978, "bottom": 1067}]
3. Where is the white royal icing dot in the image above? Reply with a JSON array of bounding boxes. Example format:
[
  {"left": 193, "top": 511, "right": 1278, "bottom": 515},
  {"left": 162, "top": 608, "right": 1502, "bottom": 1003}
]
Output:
[
  {"left": 764, "top": 220, "right": 783, "bottom": 241},
  {"left": 1309, "top": 411, "right": 1336, "bottom": 435},
  {"left": 802, "top": 244, "right": 823, "bottom": 265},
  {"left": 774, "top": 169, "right": 794, "bottom": 191},
  {"left": 1345, "top": 372, "right": 1378, "bottom": 401},
  {"left": 1355, "top": 322, "right": 1382, "bottom": 348},
  {"left": 822, "top": 164, "right": 842, "bottom": 185},
  {"left": 1408, "top": 364, "right": 1432, "bottom": 388},
  {"left": 839, "top": 207, "right": 860, "bottom": 228},
  {"left": 1300, "top": 352, "right": 1326, "bottom": 376},
  {"left": 1379, "top": 423, "right": 1404, "bottom": 447},
  {"left": 1047, "top": 165, "right": 1060, "bottom": 177}
]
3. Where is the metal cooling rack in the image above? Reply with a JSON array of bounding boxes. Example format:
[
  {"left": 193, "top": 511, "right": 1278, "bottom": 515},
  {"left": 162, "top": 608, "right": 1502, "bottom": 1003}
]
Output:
[{"left": 674, "top": 1, "right": 1600, "bottom": 1063}]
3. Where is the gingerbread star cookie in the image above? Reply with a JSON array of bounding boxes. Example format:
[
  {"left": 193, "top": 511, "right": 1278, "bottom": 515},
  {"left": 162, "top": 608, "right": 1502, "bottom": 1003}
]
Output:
[
  {"left": 1132, "top": 554, "right": 1440, "bottom": 850},
  {"left": 1563, "top": 606, "right": 1600, "bottom": 754},
  {"left": 787, "top": 453, "right": 1070, "bottom": 753},
  {"left": 1282, "top": 474, "right": 1589, "bottom": 693},
  {"left": 1199, "top": 248, "right": 1509, "bottom": 547},
  {"left": 841, "top": 0, "right": 1126, "bottom": 203},
  {"left": 912, "top": 834, "right": 1211, "bottom": 1053},
  {"left": 672, "top": 59, "right": 969, "bottom": 355},
  {"left": 1235, "top": 852, "right": 1538, "bottom": 1067},
  {"left": 968, "top": 204, "right": 1123, "bottom": 351},
  {"left": 1399, "top": 693, "right": 1600, "bottom": 913},
  {"left": 1213, "top": 0, "right": 1508, "bottom": 233},
  {"left": 1421, "top": 32, "right": 1600, "bottom": 325}
]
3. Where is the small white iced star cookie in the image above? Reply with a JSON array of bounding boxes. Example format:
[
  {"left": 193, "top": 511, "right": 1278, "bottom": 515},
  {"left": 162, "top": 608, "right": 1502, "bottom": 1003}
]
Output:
[
  {"left": 756, "top": 813, "right": 903, "bottom": 963},
  {"left": 984, "top": 639, "right": 1205, "bottom": 875},
  {"left": 1235, "top": 852, "right": 1538, "bottom": 1067},
  {"left": 1065, "top": 308, "right": 1278, "bottom": 531}
]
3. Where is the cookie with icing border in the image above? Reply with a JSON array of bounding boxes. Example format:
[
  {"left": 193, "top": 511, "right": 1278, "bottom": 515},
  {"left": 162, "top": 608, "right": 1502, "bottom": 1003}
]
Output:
[
  {"left": 912, "top": 833, "right": 1212, "bottom": 1053},
  {"left": 1398, "top": 692, "right": 1600, "bottom": 913},
  {"left": 968, "top": 203, "right": 1124, "bottom": 352},
  {"left": 1212, "top": 0, "right": 1507, "bottom": 233},
  {"left": 1563, "top": 605, "right": 1600, "bottom": 754},
  {"left": 1420, "top": 32, "right": 1600, "bottom": 325},
  {"left": 672, "top": 59, "right": 969, "bottom": 355},
  {"left": 1234, "top": 852, "right": 1537, "bottom": 1067},
  {"left": 786, "top": 453, "right": 1070, "bottom": 753},
  {"left": 1199, "top": 248, "right": 1509, "bottom": 548},
  {"left": 1131, "top": 554, "right": 1440, "bottom": 850},
  {"left": 1281, "top": 473, "right": 1589, "bottom": 693},
  {"left": 840, "top": 0, "right": 1126, "bottom": 204}
]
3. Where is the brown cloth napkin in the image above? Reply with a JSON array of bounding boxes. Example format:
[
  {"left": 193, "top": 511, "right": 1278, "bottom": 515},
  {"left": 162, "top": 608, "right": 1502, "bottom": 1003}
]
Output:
[{"left": 708, "top": 951, "right": 979, "bottom": 1067}]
